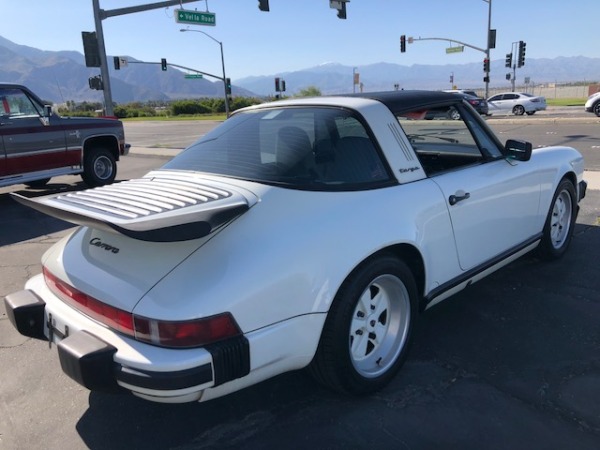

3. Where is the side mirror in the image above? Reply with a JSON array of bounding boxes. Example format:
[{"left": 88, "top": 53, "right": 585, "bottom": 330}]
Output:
[{"left": 505, "top": 139, "right": 532, "bottom": 162}]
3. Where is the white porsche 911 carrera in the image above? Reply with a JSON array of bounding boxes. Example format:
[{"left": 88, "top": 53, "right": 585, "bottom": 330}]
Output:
[{"left": 5, "top": 91, "right": 586, "bottom": 404}]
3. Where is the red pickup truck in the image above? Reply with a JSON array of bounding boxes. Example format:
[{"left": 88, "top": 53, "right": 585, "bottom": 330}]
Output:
[{"left": 0, "top": 83, "right": 127, "bottom": 188}]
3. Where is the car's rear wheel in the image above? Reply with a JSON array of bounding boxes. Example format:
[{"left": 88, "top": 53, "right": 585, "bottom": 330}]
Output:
[
  {"left": 25, "top": 178, "right": 51, "bottom": 188},
  {"left": 309, "top": 254, "right": 417, "bottom": 394},
  {"left": 536, "top": 179, "right": 576, "bottom": 260},
  {"left": 81, "top": 147, "right": 117, "bottom": 187},
  {"left": 593, "top": 102, "right": 600, "bottom": 117},
  {"left": 526, "top": 111, "right": 536, "bottom": 115},
  {"left": 513, "top": 105, "right": 525, "bottom": 115},
  {"left": 448, "top": 107, "right": 461, "bottom": 120}
]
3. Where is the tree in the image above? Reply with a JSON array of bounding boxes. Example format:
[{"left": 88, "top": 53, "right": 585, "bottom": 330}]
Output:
[{"left": 296, "top": 86, "right": 322, "bottom": 97}]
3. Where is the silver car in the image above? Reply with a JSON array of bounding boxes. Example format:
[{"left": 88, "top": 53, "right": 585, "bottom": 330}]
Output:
[
  {"left": 584, "top": 91, "right": 600, "bottom": 117},
  {"left": 487, "top": 92, "right": 547, "bottom": 116}
]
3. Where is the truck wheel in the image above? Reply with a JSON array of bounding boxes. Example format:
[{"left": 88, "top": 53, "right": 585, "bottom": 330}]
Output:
[
  {"left": 309, "top": 254, "right": 417, "bottom": 394},
  {"left": 81, "top": 148, "right": 116, "bottom": 187}
]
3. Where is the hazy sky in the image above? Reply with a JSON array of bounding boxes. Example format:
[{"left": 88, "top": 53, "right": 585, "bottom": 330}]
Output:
[{"left": 2, "top": 0, "right": 598, "bottom": 81}]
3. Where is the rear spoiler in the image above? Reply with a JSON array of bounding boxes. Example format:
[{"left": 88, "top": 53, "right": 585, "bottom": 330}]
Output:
[{"left": 12, "top": 172, "right": 253, "bottom": 242}]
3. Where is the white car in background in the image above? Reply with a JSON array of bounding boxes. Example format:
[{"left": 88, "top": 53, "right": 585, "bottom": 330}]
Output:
[
  {"left": 584, "top": 91, "right": 600, "bottom": 116},
  {"left": 487, "top": 92, "right": 547, "bottom": 116}
]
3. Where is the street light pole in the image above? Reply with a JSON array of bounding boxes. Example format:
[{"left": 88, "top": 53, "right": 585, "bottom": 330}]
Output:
[
  {"left": 180, "top": 28, "right": 230, "bottom": 117},
  {"left": 483, "top": 0, "right": 492, "bottom": 99}
]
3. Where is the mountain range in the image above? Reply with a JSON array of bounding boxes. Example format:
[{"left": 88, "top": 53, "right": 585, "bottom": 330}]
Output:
[{"left": 1, "top": 35, "right": 598, "bottom": 104}]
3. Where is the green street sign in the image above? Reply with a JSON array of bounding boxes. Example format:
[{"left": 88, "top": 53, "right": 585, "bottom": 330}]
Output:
[
  {"left": 175, "top": 9, "right": 216, "bottom": 26},
  {"left": 184, "top": 74, "right": 203, "bottom": 79},
  {"left": 446, "top": 46, "right": 464, "bottom": 54}
]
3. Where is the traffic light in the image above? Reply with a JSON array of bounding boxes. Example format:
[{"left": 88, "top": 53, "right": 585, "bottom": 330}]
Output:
[
  {"left": 88, "top": 75, "right": 103, "bottom": 90},
  {"left": 161, "top": 58, "right": 167, "bottom": 71},
  {"left": 275, "top": 77, "right": 281, "bottom": 92},
  {"left": 281, "top": 80, "right": 286, "bottom": 92},
  {"left": 81, "top": 32, "right": 101, "bottom": 68},
  {"left": 400, "top": 35, "right": 406, "bottom": 53},
  {"left": 113, "top": 56, "right": 120, "bottom": 70},
  {"left": 505, "top": 53, "right": 512, "bottom": 68},
  {"left": 483, "top": 58, "right": 490, "bottom": 73},
  {"left": 506, "top": 73, "right": 511, "bottom": 80},
  {"left": 337, "top": 2, "right": 346, "bottom": 19},
  {"left": 225, "top": 78, "right": 232, "bottom": 95},
  {"left": 518, "top": 41, "right": 526, "bottom": 67},
  {"left": 258, "top": 0, "right": 269, "bottom": 11}
]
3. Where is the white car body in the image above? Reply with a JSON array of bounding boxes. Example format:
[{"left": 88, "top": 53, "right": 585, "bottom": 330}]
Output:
[
  {"left": 584, "top": 91, "right": 600, "bottom": 116},
  {"left": 5, "top": 91, "right": 586, "bottom": 404},
  {"left": 487, "top": 92, "right": 547, "bottom": 116}
]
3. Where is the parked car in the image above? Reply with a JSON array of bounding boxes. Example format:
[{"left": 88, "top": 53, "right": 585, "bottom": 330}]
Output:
[
  {"left": 584, "top": 91, "right": 600, "bottom": 117},
  {"left": 443, "top": 89, "right": 489, "bottom": 116},
  {"left": 5, "top": 91, "right": 586, "bottom": 404},
  {"left": 487, "top": 92, "right": 547, "bottom": 116},
  {"left": 0, "top": 83, "right": 127, "bottom": 188}
]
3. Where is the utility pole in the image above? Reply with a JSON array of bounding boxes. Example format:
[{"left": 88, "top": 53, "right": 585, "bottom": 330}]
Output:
[
  {"left": 402, "top": 1, "right": 493, "bottom": 97},
  {"left": 91, "top": 0, "right": 200, "bottom": 116}
]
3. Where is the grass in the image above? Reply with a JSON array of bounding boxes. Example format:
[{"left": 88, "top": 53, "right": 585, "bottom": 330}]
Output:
[
  {"left": 122, "top": 114, "right": 227, "bottom": 122},
  {"left": 546, "top": 98, "right": 586, "bottom": 107}
]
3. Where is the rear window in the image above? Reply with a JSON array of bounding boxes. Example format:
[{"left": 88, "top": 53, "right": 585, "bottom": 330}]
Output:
[{"left": 163, "top": 106, "right": 392, "bottom": 190}]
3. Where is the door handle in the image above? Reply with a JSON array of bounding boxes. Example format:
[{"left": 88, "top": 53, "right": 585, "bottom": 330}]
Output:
[{"left": 449, "top": 191, "right": 470, "bottom": 205}]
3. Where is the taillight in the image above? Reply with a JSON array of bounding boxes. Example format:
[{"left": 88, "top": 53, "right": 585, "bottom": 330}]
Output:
[
  {"left": 133, "top": 313, "right": 241, "bottom": 348},
  {"left": 43, "top": 267, "right": 241, "bottom": 348},
  {"left": 530, "top": 98, "right": 540, "bottom": 103},
  {"left": 44, "top": 267, "right": 134, "bottom": 335}
]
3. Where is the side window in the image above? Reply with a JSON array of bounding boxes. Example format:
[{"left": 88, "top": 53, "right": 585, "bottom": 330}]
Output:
[
  {"left": 488, "top": 95, "right": 502, "bottom": 102},
  {"left": 1, "top": 88, "right": 42, "bottom": 119},
  {"left": 397, "top": 105, "right": 486, "bottom": 176}
]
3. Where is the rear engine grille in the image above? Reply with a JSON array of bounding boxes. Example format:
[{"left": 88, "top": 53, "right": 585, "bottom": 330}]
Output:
[{"left": 50, "top": 176, "right": 232, "bottom": 220}]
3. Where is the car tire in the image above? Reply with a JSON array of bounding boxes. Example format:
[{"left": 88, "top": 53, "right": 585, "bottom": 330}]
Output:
[
  {"left": 513, "top": 105, "right": 525, "bottom": 115},
  {"left": 536, "top": 179, "right": 577, "bottom": 260},
  {"left": 81, "top": 147, "right": 117, "bottom": 187},
  {"left": 448, "top": 107, "right": 461, "bottom": 120},
  {"left": 24, "top": 178, "right": 51, "bottom": 188},
  {"left": 526, "top": 111, "right": 536, "bottom": 115},
  {"left": 309, "top": 254, "right": 417, "bottom": 394},
  {"left": 593, "top": 102, "right": 600, "bottom": 117}
]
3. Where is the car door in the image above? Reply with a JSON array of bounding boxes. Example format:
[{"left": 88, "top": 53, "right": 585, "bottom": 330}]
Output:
[
  {"left": 0, "top": 87, "right": 68, "bottom": 176},
  {"left": 399, "top": 105, "right": 541, "bottom": 271},
  {"left": 432, "top": 158, "right": 541, "bottom": 270}
]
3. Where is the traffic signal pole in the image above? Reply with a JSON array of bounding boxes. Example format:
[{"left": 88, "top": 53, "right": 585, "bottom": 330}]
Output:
[{"left": 91, "top": 0, "right": 200, "bottom": 117}]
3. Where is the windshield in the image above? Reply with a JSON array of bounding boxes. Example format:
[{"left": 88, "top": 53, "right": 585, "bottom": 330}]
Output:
[{"left": 163, "top": 106, "right": 392, "bottom": 190}]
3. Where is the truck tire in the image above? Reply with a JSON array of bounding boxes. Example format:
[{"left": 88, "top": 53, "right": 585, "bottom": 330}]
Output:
[{"left": 81, "top": 148, "right": 117, "bottom": 187}]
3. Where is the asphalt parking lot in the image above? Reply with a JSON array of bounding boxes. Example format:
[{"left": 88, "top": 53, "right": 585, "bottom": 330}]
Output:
[{"left": 0, "top": 115, "right": 599, "bottom": 449}]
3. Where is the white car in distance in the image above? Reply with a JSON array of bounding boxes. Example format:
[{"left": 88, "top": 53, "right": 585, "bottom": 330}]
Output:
[{"left": 487, "top": 92, "right": 547, "bottom": 116}]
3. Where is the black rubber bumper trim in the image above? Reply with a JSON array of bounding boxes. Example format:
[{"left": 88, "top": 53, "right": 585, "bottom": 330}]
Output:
[
  {"left": 58, "top": 330, "right": 214, "bottom": 392},
  {"left": 206, "top": 335, "right": 250, "bottom": 386},
  {"left": 116, "top": 361, "right": 213, "bottom": 391},
  {"left": 3, "top": 290, "right": 47, "bottom": 340}
]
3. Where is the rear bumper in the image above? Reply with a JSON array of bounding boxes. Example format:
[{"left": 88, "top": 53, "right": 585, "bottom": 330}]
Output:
[{"left": 4, "top": 289, "right": 249, "bottom": 402}]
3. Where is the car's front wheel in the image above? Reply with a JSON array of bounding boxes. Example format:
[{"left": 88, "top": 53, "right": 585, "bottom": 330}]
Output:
[
  {"left": 536, "top": 179, "right": 577, "bottom": 260},
  {"left": 513, "top": 105, "right": 525, "bottom": 115},
  {"left": 593, "top": 102, "right": 600, "bottom": 117},
  {"left": 81, "top": 147, "right": 117, "bottom": 187},
  {"left": 309, "top": 254, "right": 417, "bottom": 394}
]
